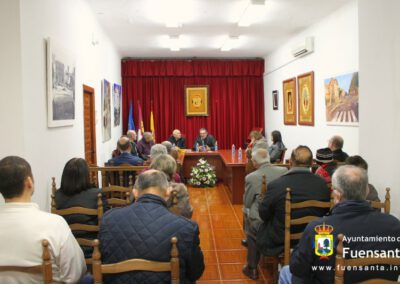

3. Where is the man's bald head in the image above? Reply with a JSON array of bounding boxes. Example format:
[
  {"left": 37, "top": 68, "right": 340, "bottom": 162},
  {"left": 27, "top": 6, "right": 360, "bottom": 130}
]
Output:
[
  {"left": 127, "top": 130, "right": 137, "bottom": 141},
  {"left": 143, "top": 132, "right": 153, "bottom": 142},
  {"left": 118, "top": 136, "right": 131, "bottom": 153},
  {"left": 290, "top": 145, "right": 313, "bottom": 167},
  {"left": 134, "top": 169, "right": 169, "bottom": 196},
  {"left": 172, "top": 129, "right": 181, "bottom": 139},
  {"left": 332, "top": 165, "right": 368, "bottom": 201}
]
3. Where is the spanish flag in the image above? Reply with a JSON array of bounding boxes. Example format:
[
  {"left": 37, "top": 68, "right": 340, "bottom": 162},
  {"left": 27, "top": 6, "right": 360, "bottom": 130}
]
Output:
[{"left": 150, "top": 102, "right": 155, "bottom": 142}]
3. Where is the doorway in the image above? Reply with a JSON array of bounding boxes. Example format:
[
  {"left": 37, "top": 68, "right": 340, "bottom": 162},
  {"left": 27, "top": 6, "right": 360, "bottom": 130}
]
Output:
[{"left": 83, "top": 85, "right": 97, "bottom": 166}]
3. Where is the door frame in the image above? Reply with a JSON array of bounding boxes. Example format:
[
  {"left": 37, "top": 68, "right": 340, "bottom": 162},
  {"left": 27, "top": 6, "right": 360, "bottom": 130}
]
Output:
[{"left": 83, "top": 84, "right": 97, "bottom": 166}]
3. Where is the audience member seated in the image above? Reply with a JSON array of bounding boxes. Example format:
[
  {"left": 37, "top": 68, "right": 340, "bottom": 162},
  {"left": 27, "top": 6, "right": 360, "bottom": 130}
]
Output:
[
  {"left": 168, "top": 129, "right": 186, "bottom": 149},
  {"left": 150, "top": 154, "right": 181, "bottom": 183},
  {"left": 268, "top": 130, "right": 286, "bottom": 163},
  {"left": 280, "top": 165, "right": 400, "bottom": 284},
  {"left": 0, "top": 156, "right": 86, "bottom": 283},
  {"left": 242, "top": 149, "right": 288, "bottom": 280},
  {"left": 161, "top": 141, "right": 173, "bottom": 154},
  {"left": 246, "top": 130, "right": 264, "bottom": 152},
  {"left": 328, "top": 135, "right": 349, "bottom": 162},
  {"left": 167, "top": 182, "right": 193, "bottom": 219},
  {"left": 127, "top": 130, "right": 139, "bottom": 156},
  {"left": 108, "top": 136, "right": 144, "bottom": 166},
  {"left": 246, "top": 139, "right": 269, "bottom": 174},
  {"left": 55, "top": 158, "right": 110, "bottom": 258},
  {"left": 192, "top": 128, "right": 216, "bottom": 151},
  {"left": 99, "top": 170, "right": 204, "bottom": 283},
  {"left": 137, "top": 132, "right": 155, "bottom": 160},
  {"left": 345, "top": 155, "right": 380, "bottom": 201},
  {"left": 315, "top": 147, "right": 337, "bottom": 184},
  {"left": 258, "top": 146, "right": 331, "bottom": 257}
]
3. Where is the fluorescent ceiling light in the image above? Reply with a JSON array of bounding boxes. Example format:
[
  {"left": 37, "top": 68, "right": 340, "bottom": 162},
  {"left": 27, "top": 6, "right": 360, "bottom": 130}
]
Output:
[
  {"left": 221, "top": 36, "right": 240, "bottom": 52},
  {"left": 169, "top": 35, "right": 181, "bottom": 51},
  {"left": 238, "top": 0, "right": 266, "bottom": 27}
]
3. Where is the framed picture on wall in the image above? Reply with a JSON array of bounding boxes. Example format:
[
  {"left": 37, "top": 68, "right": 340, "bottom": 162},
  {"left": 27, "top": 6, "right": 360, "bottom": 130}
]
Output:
[
  {"left": 102, "top": 79, "right": 111, "bottom": 142},
  {"left": 324, "top": 72, "right": 359, "bottom": 126},
  {"left": 272, "top": 90, "right": 278, "bottom": 110},
  {"left": 283, "top": 78, "right": 297, "bottom": 125},
  {"left": 297, "top": 71, "right": 314, "bottom": 126},
  {"left": 113, "top": 83, "right": 121, "bottom": 127},
  {"left": 185, "top": 85, "right": 209, "bottom": 116},
  {"left": 46, "top": 38, "right": 76, "bottom": 127}
]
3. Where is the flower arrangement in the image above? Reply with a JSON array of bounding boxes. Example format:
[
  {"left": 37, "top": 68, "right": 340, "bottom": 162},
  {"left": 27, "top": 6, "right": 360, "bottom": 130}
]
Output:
[{"left": 189, "top": 158, "right": 217, "bottom": 187}]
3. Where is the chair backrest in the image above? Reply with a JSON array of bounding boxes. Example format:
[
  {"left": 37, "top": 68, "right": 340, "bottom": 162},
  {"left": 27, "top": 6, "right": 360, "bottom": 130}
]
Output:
[
  {"left": 92, "top": 237, "right": 180, "bottom": 284},
  {"left": 51, "top": 190, "right": 103, "bottom": 264},
  {"left": 89, "top": 165, "right": 145, "bottom": 188},
  {"left": 284, "top": 188, "right": 332, "bottom": 265},
  {"left": 335, "top": 233, "right": 400, "bottom": 284},
  {"left": 102, "top": 185, "right": 132, "bottom": 208},
  {"left": 260, "top": 174, "right": 267, "bottom": 196},
  {"left": 277, "top": 148, "right": 287, "bottom": 164},
  {"left": 369, "top": 187, "right": 391, "bottom": 214},
  {"left": 0, "top": 240, "right": 52, "bottom": 284}
]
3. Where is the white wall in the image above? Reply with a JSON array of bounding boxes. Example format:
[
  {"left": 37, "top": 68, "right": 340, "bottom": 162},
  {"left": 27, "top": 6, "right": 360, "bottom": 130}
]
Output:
[
  {"left": 264, "top": 1, "right": 359, "bottom": 158},
  {"left": 359, "top": 0, "right": 400, "bottom": 217},
  {"left": 15, "top": 0, "right": 122, "bottom": 210}
]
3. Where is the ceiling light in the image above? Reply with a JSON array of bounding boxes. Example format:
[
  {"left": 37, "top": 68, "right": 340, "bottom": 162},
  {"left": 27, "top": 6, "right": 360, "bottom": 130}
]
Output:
[
  {"left": 221, "top": 36, "right": 240, "bottom": 52},
  {"left": 169, "top": 35, "right": 181, "bottom": 51},
  {"left": 238, "top": 0, "right": 266, "bottom": 27}
]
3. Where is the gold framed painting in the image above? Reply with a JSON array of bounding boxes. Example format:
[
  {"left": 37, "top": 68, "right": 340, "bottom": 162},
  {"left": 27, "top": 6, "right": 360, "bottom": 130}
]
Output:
[
  {"left": 185, "top": 86, "right": 209, "bottom": 116},
  {"left": 297, "top": 71, "right": 314, "bottom": 126},
  {"left": 283, "top": 77, "right": 297, "bottom": 125}
]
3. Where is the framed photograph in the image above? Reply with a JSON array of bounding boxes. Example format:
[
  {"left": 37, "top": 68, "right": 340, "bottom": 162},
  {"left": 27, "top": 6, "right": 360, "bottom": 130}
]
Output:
[
  {"left": 324, "top": 72, "right": 359, "bottom": 126},
  {"left": 102, "top": 79, "right": 111, "bottom": 142},
  {"left": 272, "top": 90, "right": 278, "bottom": 110},
  {"left": 283, "top": 78, "right": 297, "bottom": 125},
  {"left": 297, "top": 71, "right": 314, "bottom": 126},
  {"left": 46, "top": 38, "right": 76, "bottom": 127},
  {"left": 185, "top": 86, "right": 209, "bottom": 116},
  {"left": 113, "top": 83, "right": 121, "bottom": 127}
]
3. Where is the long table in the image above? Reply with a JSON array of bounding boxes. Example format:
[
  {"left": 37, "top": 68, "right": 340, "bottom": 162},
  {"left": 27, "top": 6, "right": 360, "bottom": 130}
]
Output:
[{"left": 180, "top": 149, "right": 246, "bottom": 204}]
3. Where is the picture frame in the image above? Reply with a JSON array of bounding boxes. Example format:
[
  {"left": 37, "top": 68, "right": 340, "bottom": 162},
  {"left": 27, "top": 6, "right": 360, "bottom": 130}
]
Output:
[
  {"left": 297, "top": 71, "right": 314, "bottom": 126},
  {"left": 324, "top": 72, "right": 359, "bottom": 126},
  {"left": 185, "top": 86, "right": 209, "bottom": 116},
  {"left": 283, "top": 77, "right": 297, "bottom": 125},
  {"left": 102, "top": 79, "right": 111, "bottom": 142},
  {"left": 272, "top": 90, "right": 278, "bottom": 110},
  {"left": 113, "top": 83, "right": 121, "bottom": 127},
  {"left": 46, "top": 38, "right": 76, "bottom": 127}
]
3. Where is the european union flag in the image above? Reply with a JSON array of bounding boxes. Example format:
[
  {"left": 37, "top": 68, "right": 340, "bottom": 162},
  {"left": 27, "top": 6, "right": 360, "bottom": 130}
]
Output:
[{"left": 128, "top": 102, "right": 135, "bottom": 130}]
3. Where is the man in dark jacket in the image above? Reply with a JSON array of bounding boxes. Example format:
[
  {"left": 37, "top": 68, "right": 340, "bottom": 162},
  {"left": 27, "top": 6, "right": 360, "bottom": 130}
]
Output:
[
  {"left": 108, "top": 136, "right": 144, "bottom": 166},
  {"left": 137, "top": 132, "right": 155, "bottom": 160},
  {"left": 192, "top": 128, "right": 216, "bottom": 151},
  {"left": 258, "top": 146, "right": 330, "bottom": 256},
  {"left": 168, "top": 129, "right": 186, "bottom": 149},
  {"left": 328, "top": 135, "right": 349, "bottom": 162},
  {"left": 99, "top": 170, "right": 204, "bottom": 284},
  {"left": 279, "top": 165, "right": 400, "bottom": 284}
]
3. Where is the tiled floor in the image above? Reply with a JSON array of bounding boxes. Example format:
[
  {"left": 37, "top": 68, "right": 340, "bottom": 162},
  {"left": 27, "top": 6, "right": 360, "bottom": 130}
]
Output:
[{"left": 189, "top": 183, "right": 273, "bottom": 283}]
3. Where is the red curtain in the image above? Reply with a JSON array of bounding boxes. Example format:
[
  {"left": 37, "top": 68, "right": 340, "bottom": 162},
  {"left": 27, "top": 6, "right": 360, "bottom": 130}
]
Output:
[{"left": 122, "top": 59, "right": 265, "bottom": 149}]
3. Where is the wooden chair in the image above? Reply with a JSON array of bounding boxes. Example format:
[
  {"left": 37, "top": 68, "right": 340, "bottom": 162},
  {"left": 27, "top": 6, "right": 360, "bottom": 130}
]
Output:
[
  {"left": 0, "top": 240, "right": 52, "bottom": 284},
  {"left": 92, "top": 237, "right": 180, "bottom": 284},
  {"left": 102, "top": 185, "right": 132, "bottom": 208},
  {"left": 89, "top": 165, "right": 145, "bottom": 188},
  {"left": 369, "top": 187, "right": 390, "bottom": 213},
  {"left": 275, "top": 148, "right": 287, "bottom": 164},
  {"left": 335, "top": 233, "right": 400, "bottom": 284},
  {"left": 283, "top": 188, "right": 333, "bottom": 265},
  {"left": 51, "top": 193, "right": 104, "bottom": 265}
]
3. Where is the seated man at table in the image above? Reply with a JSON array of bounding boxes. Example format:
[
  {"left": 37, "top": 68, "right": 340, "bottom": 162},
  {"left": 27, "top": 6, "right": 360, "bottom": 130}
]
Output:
[
  {"left": 108, "top": 136, "right": 144, "bottom": 166},
  {"left": 127, "top": 130, "right": 139, "bottom": 156},
  {"left": 192, "top": 128, "right": 216, "bottom": 151},
  {"left": 279, "top": 165, "right": 400, "bottom": 284},
  {"left": 258, "top": 146, "right": 330, "bottom": 257},
  {"left": 168, "top": 129, "right": 186, "bottom": 149},
  {"left": 328, "top": 135, "right": 349, "bottom": 162},
  {"left": 99, "top": 170, "right": 204, "bottom": 283}
]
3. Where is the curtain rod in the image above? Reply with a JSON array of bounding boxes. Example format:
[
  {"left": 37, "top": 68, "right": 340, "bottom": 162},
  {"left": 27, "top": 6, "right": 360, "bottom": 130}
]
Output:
[{"left": 121, "top": 57, "right": 264, "bottom": 61}]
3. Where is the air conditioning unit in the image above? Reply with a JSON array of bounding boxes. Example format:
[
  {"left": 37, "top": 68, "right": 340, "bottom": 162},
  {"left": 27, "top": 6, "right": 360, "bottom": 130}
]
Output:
[{"left": 291, "top": 37, "right": 314, "bottom": 58}]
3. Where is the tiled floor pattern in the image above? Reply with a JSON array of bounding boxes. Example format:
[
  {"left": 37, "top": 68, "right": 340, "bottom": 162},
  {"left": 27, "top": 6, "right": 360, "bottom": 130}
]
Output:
[{"left": 189, "top": 183, "right": 272, "bottom": 283}]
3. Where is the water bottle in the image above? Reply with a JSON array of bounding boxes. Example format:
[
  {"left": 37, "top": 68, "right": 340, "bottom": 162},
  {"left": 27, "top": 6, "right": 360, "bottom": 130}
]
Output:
[
  {"left": 195, "top": 143, "right": 199, "bottom": 152},
  {"left": 238, "top": 147, "right": 243, "bottom": 160},
  {"left": 231, "top": 144, "right": 236, "bottom": 157},
  {"left": 214, "top": 141, "right": 218, "bottom": 151}
]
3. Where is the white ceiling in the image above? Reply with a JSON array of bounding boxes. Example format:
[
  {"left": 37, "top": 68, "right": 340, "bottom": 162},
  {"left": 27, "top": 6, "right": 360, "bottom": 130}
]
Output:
[{"left": 86, "top": 0, "right": 349, "bottom": 58}]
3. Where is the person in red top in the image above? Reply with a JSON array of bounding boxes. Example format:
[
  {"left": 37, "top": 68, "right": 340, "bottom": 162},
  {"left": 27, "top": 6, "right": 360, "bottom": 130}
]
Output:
[{"left": 315, "top": 147, "right": 337, "bottom": 184}]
